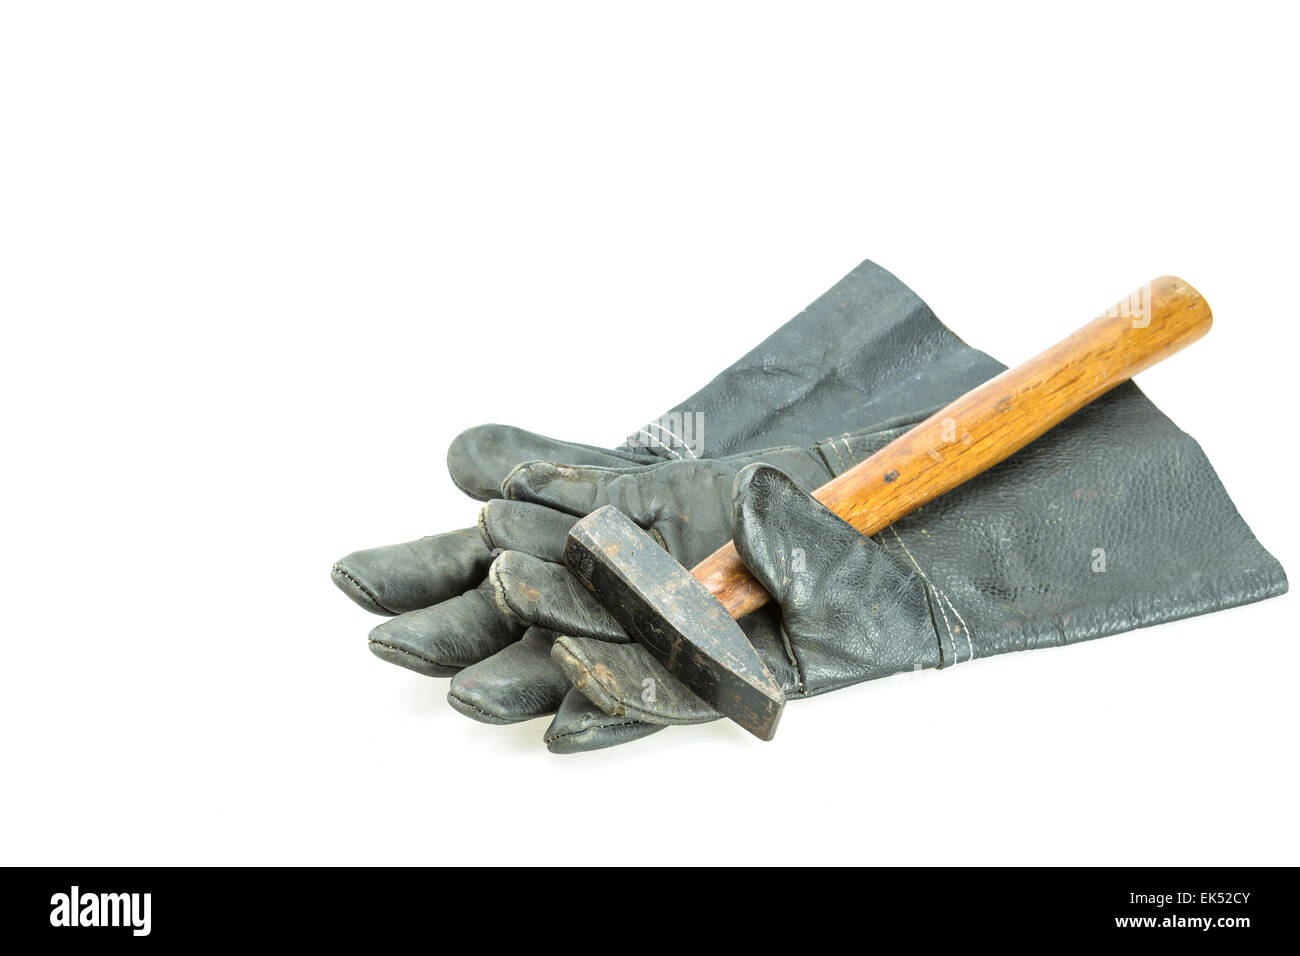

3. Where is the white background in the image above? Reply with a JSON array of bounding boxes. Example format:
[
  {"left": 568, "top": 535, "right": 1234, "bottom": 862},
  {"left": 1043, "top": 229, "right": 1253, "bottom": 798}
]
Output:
[{"left": 2, "top": 2, "right": 1296, "bottom": 865}]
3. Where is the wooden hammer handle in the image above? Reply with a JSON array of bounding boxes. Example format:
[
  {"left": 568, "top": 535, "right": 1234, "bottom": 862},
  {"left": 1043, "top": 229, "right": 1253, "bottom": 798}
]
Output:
[{"left": 694, "top": 275, "right": 1212, "bottom": 619}]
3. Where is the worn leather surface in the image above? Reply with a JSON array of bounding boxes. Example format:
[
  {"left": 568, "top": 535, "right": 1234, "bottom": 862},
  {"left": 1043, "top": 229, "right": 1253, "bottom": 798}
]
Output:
[
  {"left": 478, "top": 415, "right": 941, "bottom": 737},
  {"left": 444, "top": 259, "right": 1007, "bottom": 731},
  {"left": 732, "top": 464, "right": 941, "bottom": 688},
  {"left": 532, "top": 383, "right": 1287, "bottom": 747},
  {"left": 449, "top": 439, "right": 856, "bottom": 724},
  {"left": 332, "top": 431, "right": 652, "bottom": 675},
  {"left": 332, "top": 259, "right": 1001, "bottom": 691},
  {"left": 332, "top": 258, "right": 1286, "bottom": 754},
  {"left": 616, "top": 259, "right": 1000, "bottom": 460}
]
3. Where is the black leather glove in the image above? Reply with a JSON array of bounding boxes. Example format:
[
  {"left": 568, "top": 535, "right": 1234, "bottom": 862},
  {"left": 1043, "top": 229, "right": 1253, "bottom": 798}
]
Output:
[
  {"left": 460, "top": 416, "right": 925, "bottom": 744},
  {"left": 332, "top": 259, "right": 1002, "bottom": 683},
  {"left": 332, "top": 427, "right": 663, "bottom": 677},
  {"left": 517, "top": 383, "right": 1285, "bottom": 751}
]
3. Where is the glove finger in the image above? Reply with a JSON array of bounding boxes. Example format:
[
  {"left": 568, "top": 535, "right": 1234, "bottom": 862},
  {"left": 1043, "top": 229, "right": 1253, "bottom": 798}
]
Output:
[
  {"left": 446, "top": 628, "right": 570, "bottom": 723},
  {"left": 367, "top": 579, "right": 523, "bottom": 676},
  {"left": 488, "top": 550, "right": 631, "bottom": 642},
  {"left": 448, "top": 424, "right": 655, "bottom": 501},
  {"left": 332, "top": 528, "right": 492, "bottom": 616},
  {"left": 543, "top": 689, "right": 665, "bottom": 754},
  {"left": 501, "top": 457, "right": 780, "bottom": 566},
  {"left": 500, "top": 460, "right": 663, "bottom": 524},
  {"left": 477, "top": 499, "right": 576, "bottom": 563},
  {"left": 550, "top": 635, "right": 719, "bottom": 725}
]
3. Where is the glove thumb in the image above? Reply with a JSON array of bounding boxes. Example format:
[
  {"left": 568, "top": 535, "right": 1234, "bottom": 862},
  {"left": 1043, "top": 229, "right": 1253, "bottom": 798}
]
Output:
[
  {"left": 729, "top": 462, "right": 862, "bottom": 609},
  {"left": 731, "top": 462, "right": 946, "bottom": 688}
]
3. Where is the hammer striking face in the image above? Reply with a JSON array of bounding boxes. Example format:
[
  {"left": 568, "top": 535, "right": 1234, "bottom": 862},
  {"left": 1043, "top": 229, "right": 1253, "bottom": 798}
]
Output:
[{"left": 564, "top": 506, "right": 787, "bottom": 740}]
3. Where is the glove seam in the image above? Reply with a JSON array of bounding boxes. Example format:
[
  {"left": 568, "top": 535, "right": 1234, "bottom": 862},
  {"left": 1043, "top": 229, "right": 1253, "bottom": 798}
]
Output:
[
  {"left": 819, "top": 434, "right": 850, "bottom": 476},
  {"left": 554, "top": 639, "right": 699, "bottom": 725},
  {"left": 476, "top": 504, "right": 497, "bottom": 551},
  {"left": 448, "top": 690, "right": 499, "bottom": 720},
  {"left": 552, "top": 640, "right": 623, "bottom": 718},
  {"left": 776, "top": 620, "right": 807, "bottom": 695},
  {"left": 544, "top": 719, "right": 650, "bottom": 745},
  {"left": 879, "top": 525, "right": 971, "bottom": 667},
  {"left": 368, "top": 637, "right": 448, "bottom": 670},
  {"left": 487, "top": 559, "right": 525, "bottom": 625},
  {"left": 628, "top": 422, "right": 696, "bottom": 460},
  {"left": 332, "top": 565, "right": 397, "bottom": 615},
  {"left": 933, "top": 581, "right": 975, "bottom": 664},
  {"left": 813, "top": 410, "right": 946, "bottom": 478}
]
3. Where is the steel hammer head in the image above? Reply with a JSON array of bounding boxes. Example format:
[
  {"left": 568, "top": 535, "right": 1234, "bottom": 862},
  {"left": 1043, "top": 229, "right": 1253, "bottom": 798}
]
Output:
[{"left": 563, "top": 506, "right": 786, "bottom": 740}]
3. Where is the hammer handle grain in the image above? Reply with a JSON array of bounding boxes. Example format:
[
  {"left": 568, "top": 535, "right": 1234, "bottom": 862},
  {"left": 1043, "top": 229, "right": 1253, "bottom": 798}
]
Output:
[{"left": 694, "top": 275, "right": 1213, "bottom": 619}]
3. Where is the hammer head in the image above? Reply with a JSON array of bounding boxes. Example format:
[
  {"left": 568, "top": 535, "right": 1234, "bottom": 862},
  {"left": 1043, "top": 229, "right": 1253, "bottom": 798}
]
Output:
[{"left": 563, "top": 506, "right": 786, "bottom": 740}]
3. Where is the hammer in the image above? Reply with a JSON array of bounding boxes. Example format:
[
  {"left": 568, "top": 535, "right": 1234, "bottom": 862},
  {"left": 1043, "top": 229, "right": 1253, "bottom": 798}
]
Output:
[{"left": 563, "top": 277, "right": 1212, "bottom": 739}]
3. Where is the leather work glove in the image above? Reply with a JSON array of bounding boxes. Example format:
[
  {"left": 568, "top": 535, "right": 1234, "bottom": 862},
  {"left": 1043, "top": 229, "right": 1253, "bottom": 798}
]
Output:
[
  {"left": 498, "top": 382, "right": 1286, "bottom": 753},
  {"left": 332, "top": 428, "right": 662, "bottom": 678},
  {"left": 459, "top": 414, "right": 927, "bottom": 745},
  {"left": 332, "top": 259, "right": 1002, "bottom": 682}
]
